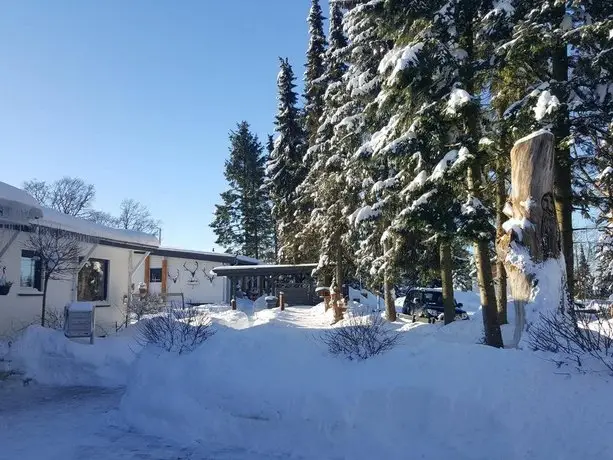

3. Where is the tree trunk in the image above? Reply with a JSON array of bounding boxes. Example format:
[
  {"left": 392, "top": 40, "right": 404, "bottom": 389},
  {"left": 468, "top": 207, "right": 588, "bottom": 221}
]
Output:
[
  {"left": 440, "top": 239, "right": 455, "bottom": 325},
  {"left": 474, "top": 238, "right": 503, "bottom": 347},
  {"left": 497, "top": 131, "right": 562, "bottom": 347},
  {"left": 552, "top": 38, "right": 574, "bottom": 299},
  {"left": 495, "top": 154, "right": 508, "bottom": 324},
  {"left": 333, "top": 238, "right": 344, "bottom": 323},
  {"left": 41, "top": 277, "right": 50, "bottom": 327},
  {"left": 459, "top": 0, "right": 503, "bottom": 348},
  {"left": 383, "top": 237, "right": 397, "bottom": 322}
]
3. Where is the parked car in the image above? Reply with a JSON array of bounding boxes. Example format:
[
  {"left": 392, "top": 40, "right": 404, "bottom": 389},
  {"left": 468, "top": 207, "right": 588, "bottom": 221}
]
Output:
[{"left": 402, "top": 288, "right": 469, "bottom": 321}]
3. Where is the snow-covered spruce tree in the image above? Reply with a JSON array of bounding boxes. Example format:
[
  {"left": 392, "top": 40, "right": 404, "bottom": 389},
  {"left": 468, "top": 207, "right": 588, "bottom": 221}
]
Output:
[
  {"left": 304, "top": 0, "right": 328, "bottom": 146},
  {"left": 354, "top": 0, "right": 504, "bottom": 342},
  {"left": 575, "top": 245, "right": 594, "bottom": 300},
  {"left": 266, "top": 58, "right": 309, "bottom": 263},
  {"left": 492, "top": 0, "right": 613, "bottom": 299},
  {"left": 333, "top": 0, "right": 405, "bottom": 321},
  {"left": 210, "top": 122, "right": 274, "bottom": 261},
  {"left": 297, "top": 1, "right": 352, "bottom": 301},
  {"left": 593, "top": 165, "right": 613, "bottom": 298}
]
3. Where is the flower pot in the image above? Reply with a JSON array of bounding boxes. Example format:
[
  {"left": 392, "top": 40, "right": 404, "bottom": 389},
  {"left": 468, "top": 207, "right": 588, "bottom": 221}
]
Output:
[{"left": 0, "top": 284, "right": 12, "bottom": 295}]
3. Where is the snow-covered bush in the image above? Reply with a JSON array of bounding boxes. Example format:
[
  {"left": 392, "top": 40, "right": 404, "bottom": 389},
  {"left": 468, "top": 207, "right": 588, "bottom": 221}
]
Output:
[
  {"left": 528, "top": 310, "right": 613, "bottom": 373},
  {"left": 129, "top": 293, "right": 165, "bottom": 321},
  {"left": 319, "top": 313, "right": 399, "bottom": 360},
  {"left": 136, "top": 308, "right": 215, "bottom": 355}
]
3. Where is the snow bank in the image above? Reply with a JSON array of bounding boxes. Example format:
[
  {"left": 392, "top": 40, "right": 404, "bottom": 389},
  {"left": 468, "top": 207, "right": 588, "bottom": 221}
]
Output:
[
  {"left": 119, "top": 310, "right": 613, "bottom": 459},
  {"left": 12, "top": 326, "right": 140, "bottom": 387}
]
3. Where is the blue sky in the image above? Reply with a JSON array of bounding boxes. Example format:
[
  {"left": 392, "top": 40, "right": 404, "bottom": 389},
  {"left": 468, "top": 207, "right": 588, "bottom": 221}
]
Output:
[{"left": 0, "top": 0, "right": 328, "bottom": 251}]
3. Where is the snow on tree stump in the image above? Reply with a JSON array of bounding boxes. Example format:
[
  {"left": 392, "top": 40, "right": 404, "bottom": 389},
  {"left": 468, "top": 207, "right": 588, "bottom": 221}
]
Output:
[{"left": 497, "top": 130, "right": 565, "bottom": 348}]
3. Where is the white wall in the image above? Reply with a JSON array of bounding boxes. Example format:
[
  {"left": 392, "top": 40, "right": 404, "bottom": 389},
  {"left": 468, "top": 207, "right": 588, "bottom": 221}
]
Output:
[
  {"left": 0, "top": 228, "right": 132, "bottom": 338},
  {"left": 133, "top": 255, "right": 228, "bottom": 305}
]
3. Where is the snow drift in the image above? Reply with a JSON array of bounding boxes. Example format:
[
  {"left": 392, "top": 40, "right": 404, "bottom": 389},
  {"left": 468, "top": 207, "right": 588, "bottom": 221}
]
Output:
[
  {"left": 119, "top": 306, "right": 613, "bottom": 460},
  {"left": 12, "top": 326, "right": 140, "bottom": 387}
]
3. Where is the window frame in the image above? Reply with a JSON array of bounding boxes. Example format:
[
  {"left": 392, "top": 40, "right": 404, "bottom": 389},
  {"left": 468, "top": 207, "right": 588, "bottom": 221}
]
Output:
[
  {"left": 77, "top": 258, "right": 109, "bottom": 302},
  {"left": 149, "top": 267, "right": 163, "bottom": 283},
  {"left": 20, "top": 250, "right": 42, "bottom": 291}
]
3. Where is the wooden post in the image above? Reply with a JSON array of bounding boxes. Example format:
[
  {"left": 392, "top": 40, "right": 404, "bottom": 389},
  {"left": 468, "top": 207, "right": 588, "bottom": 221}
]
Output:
[
  {"left": 144, "top": 255, "right": 150, "bottom": 293},
  {"left": 161, "top": 258, "right": 168, "bottom": 295},
  {"left": 279, "top": 291, "right": 285, "bottom": 311},
  {"left": 497, "top": 130, "right": 562, "bottom": 347},
  {"left": 231, "top": 298, "right": 237, "bottom": 311}
]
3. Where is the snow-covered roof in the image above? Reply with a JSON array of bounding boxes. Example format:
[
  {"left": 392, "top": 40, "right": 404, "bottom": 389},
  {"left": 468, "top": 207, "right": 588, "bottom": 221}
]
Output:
[
  {"left": 212, "top": 264, "right": 317, "bottom": 277},
  {"left": 0, "top": 181, "right": 43, "bottom": 223},
  {"left": 37, "top": 207, "right": 160, "bottom": 248},
  {"left": 154, "top": 247, "right": 260, "bottom": 265}
]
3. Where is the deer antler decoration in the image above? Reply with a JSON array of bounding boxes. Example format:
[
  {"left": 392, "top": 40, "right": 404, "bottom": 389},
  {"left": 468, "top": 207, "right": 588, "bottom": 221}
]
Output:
[
  {"left": 168, "top": 268, "right": 179, "bottom": 284},
  {"left": 183, "top": 261, "right": 199, "bottom": 278},
  {"left": 202, "top": 265, "right": 215, "bottom": 283},
  {"left": 183, "top": 261, "right": 200, "bottom": 287}
]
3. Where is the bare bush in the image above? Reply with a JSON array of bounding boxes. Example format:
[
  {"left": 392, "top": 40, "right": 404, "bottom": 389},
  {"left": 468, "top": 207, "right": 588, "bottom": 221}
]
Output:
[
  {"left": 319, "top": 313, "right": 400, "bottom": 360},
  {"left": 136, "top": 307, "right": 215, "bottom": 354},
  {"left": 528, "top": 309, "right": 613, "bottom": 373},
  {"left": 129, "top": 293, "right": 165, "bottom": 321}
]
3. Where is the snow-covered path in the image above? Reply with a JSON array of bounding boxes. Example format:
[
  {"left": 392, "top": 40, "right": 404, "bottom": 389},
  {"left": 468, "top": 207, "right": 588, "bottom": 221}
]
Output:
[{"left": 0, "top": 380, "right": 289, "bottom": 460}]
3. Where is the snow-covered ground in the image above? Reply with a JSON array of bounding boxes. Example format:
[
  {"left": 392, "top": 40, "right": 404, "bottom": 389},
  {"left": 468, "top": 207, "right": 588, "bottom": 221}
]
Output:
[{"left": 3, "top": 296, "right": 613, "bottom": 460}]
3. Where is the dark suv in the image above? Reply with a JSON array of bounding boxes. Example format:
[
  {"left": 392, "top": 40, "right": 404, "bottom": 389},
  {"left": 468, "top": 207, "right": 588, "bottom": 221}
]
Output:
[{"left": 402, "top": 288, "right": 469, "bottom": 321}]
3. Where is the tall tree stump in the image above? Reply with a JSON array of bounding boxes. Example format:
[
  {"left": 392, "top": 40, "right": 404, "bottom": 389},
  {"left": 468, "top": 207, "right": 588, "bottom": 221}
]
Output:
[{"left": 497, "top": 130, "right": 563, "bottom": 347}]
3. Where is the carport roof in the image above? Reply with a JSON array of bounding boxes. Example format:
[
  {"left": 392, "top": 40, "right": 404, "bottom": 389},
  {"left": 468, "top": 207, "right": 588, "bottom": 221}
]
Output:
[{"left": 211, "top": 263, "right": 317, "bottom": 277}]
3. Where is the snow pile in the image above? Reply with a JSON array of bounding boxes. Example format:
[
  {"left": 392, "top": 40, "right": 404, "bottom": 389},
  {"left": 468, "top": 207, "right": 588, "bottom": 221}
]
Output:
[
  {"left": 12, "top": 326, "right": 140, "bottom": 387},
  {"left": 533, "top": 90, "right": 560, "bottom": 121},
  {"left": 119, "top": 306, "right": 613, "bottom": 460}
]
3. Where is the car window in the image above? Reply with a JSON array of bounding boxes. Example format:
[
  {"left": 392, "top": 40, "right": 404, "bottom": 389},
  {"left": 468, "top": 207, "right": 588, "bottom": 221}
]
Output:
[{"left": 423, "top": 291, "right": 441, "bottom": 303}]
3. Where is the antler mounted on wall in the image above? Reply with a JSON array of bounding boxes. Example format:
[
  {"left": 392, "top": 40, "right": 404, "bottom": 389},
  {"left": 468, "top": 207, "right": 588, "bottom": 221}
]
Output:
[
  {"left": 202, "top": 265, "right": 215, "bottom": 283},
  {"left": 183, "top": 261, "right": 200, "bottom": 287},
  {"left": 168, "top": 268, "right": 179, "bottom": 284}
]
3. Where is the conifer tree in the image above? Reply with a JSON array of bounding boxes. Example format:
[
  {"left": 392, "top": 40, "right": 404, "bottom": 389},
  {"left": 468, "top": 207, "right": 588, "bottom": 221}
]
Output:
[
  {"left": 266, "top": 58, "right": 308, "bottom": 263},
  {"left": 304, "top": 0, "right": 327, "bottom": 146},
  {"left": 575, "top": 246, "right": 594, "bottom": 300},
  {"left": 210, "top": 122, "right": 274, "bottom": 261},
  {"left": 298, "top": 1, "right": 353, "bottom": 307}
]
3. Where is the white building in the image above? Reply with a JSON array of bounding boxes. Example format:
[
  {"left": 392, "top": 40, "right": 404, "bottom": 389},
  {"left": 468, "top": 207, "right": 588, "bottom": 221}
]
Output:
[{"left": 0, "top": 182, "right": 257, "bottom": 338}]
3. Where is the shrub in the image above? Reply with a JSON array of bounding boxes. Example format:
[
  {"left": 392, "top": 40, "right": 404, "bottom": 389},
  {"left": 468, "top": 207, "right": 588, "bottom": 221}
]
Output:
[
  {"left": 528, "top": 309, "right": 613, "bottom": 373},
  {"left": 319, "top": 313, "right": 400, "bottom": 360},
  {"left": 129, "top": 293, "right": 165, "bottom": 321},
  {"left": 136, "top": 307, "right": 215, "bottom": 355}
]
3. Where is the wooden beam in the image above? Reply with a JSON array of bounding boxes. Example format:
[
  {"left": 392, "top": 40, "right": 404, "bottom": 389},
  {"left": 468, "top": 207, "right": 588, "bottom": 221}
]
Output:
[
  {"left": 144, "top": 255, "right": 150, "bottom": 293},
  {"left": 161, "top": 258, "right": 168, "bottom": 295}
]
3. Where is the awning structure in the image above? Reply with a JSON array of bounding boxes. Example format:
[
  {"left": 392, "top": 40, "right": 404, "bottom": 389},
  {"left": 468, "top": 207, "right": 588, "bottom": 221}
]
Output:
[
  {"left": 212, "top": 263, "right": 317, "bottom": 277},
  {"left": 0, "top": 182, "right": 43, "bottom": 224}
]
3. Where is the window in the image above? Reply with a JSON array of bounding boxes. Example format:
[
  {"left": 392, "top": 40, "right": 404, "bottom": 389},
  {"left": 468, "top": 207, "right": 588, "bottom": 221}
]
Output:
[
  {"left": 77, "top": 258, "right": 109, "bottom": 302},
  {"left": 423, "top": 291, "right": 442, "bottom": 305},
  {"left": 149, "top": 268, "right": 162, "bottom": 283},
  {"left": 20, "top": 250, "right": 42, "bottom": 290}
]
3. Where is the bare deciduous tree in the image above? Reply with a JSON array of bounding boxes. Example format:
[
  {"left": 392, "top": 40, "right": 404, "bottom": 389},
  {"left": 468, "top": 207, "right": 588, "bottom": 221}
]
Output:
[
  {"left": 23, "top": 177, "right": 95, "bottom": 217},
  {"left": 84, "top": 209, "right": 118, "bottom": 227},
  {"left": 25, "top": 227, "right": 81, "bottom": 327},
  {"left": 117, "top": 199, "right": 161, "bottom": 234}
]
